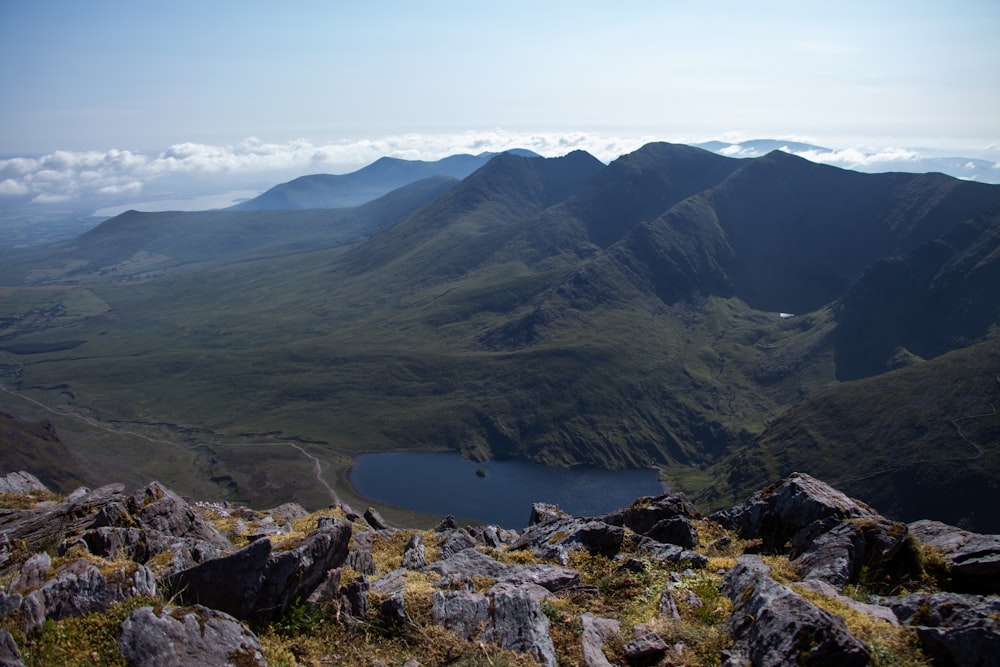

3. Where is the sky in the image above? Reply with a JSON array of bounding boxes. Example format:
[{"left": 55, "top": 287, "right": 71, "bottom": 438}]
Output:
[{"left": 1, "top": 0, "right": 999, "bottom": 212}]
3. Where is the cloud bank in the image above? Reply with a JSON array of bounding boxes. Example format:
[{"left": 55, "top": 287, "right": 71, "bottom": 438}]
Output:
[{"left": 2, "top": 132, "right": 998, "bottom": 214}]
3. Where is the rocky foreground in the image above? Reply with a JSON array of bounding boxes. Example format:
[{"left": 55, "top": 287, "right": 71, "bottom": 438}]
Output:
[{"left": 1, "top": 471, "right": 998, "bottom": 666}]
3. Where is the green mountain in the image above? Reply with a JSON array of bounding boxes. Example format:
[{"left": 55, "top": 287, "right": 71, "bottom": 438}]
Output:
[{"left": 1, "top": 144, "right": 998, "bottom": 529}]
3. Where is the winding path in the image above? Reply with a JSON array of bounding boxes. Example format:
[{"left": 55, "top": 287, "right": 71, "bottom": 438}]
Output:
[{"left": 0, "top": 379, "right": 339, "bottom": 505}]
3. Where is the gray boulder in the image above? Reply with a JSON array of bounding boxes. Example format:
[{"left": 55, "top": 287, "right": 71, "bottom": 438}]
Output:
[
  {"left": 580, "top": 613, "right": 620, "bottom": 667},
  {"left": 167, "top": 519, "right": 351, "bottom": 623},
  {"left": 597, "top": 492, "right": 698, "bottom": 533},
  {"left": 721, "top": 555, "right": 870, "bottom": 666},
  {"left": 118, "top": 605, "right": 265, "bottom": 667},
  {"left": 483, "top": 582, "right": 557, "bottom": 667},
  {"left": 880, "top": 592, "right": 1000, "bottom": 666},
  {"left": 909, "top": 520, "right": 1000, "bottom": 593},
  {"left": 432, "top": 590, "right": 490, "bottom": 640},
  {"left": 512, "top": 517, "right": 626, "bottom": 561},
  {"left": 7, "top": 552, "right": 155, "bottom": 626},
  {"left": 0, "top": 471, "right": 48, "bottom": 495},
  {"left": 424, "top": 547, "right": 508, "bottom": 581},
  {"left": 364, "top": 506, "right": 390, "bottom": 530},
  {"left": 0, "top": 629, "right": 24, "bottom": 667},
  {"left": 711, "top": 472, "right": 879, "bottom": 550},
  {"left": 625, "top": 628, "right": 670, "bottom": 662},
  {"left": 127, "top": 482, "right": 231, "bottom": 550},
  {"left": 0, "top": 483, "right": 125, "bottom": 552}
]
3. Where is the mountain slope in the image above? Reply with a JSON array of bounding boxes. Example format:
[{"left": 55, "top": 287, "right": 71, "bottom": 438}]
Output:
[
  {"left": 2, "top": 142, "right": 999, "bottom": 530},
  {"left": 0, "top": 176, "right": 458, "bottom": 284},
  {"left": 701, "top": 339, "right": 1000, "bottom": 531},
  {"left": 230, "top": 150, "right": 540, "bottom": 211}
]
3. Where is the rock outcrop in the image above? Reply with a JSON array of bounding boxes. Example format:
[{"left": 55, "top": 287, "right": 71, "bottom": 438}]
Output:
[
  {"left": 0, "top": 470, "right": 997, "bottom": 666},
  {"left": 118, "top": 605, "right": 265, "bottom": 667}
]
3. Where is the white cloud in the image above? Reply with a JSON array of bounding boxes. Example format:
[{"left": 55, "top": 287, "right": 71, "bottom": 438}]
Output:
[
  {"left": 0, "top": 131, "right": 654, "bottom": 209},
  {"left": 0, "top": 179, "right": 30, "bottom": 196},
  {"left": 790, "top": 146, "right": 920, "bottom": 169},
  {"left": 1, "top": 131, "right": 997, "bottom": 211}
]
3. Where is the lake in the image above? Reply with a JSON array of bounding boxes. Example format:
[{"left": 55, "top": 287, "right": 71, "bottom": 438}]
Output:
[{"left": 349, "top": 451, "right": 666, "bottom": 528}]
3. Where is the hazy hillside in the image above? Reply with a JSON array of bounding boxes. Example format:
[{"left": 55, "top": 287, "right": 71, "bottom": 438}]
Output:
[
  {"left": 2, "top": 143, "right": 999, "bottom": 530},
  {"left": 0, "top": 176, "right": 458, "bottom": 284},
  {"left": 230, "top": 149, "right": 539, "bottom": 211}
]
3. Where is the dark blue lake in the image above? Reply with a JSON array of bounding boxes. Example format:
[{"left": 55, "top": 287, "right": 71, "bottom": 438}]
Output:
[{"left": 349, "top": 451, "right": 666, "bottom": 528}]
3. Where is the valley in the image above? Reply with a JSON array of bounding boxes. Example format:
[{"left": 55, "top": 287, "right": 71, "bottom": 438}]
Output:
[{"left": 1, "top": 143, "right": 998, "bottom": 531}]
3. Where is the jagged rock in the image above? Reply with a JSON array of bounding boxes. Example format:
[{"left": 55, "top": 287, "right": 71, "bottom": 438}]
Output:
[
  {"left": 644, "top": 516, "right": 699, "bottom": 548},
  {"left": 500, "top": 564, "right": 581, "bottom": 591},
  {"left": 880, "top": 592, "right": 1000, "bottom": 666},
  {"left": 6, "top": 554, "right": 155, "bottom": 626},
  {"left": 306, "top": 567, "right": 342, "bottom": 605},
  {"left": 438, "top": 529, "right": 478, "bottom": 559},
  {"left": 796, "top": 579, "right": 898, "bottom": 625},
  {"left": 0, "top": 629, "right": 24, "bottom": 667},
  {"left": 580, "top": 613, "right": 620, "bottom": 667},
  {"left": 598, "top": 492, "right": 699, "bottom": 534},
  {"left": 792, "top": 520, "right": 867, "bottom": 586},
  {"left": 0, "top": 472, "right": 48, "bottom": 495},
  {"left": 64, "top": 526, "right": 146, "bottom": 561},
  {"left": 0, "top": 591, "right": 44, "bottom": 636},
  {"left": 711, "top": 472, "right": 879, "bottom": 550},
  {"left": 401, "top": 532, "right": 428, "bottom": 569},
  {"left": 127, "top": 482, "right": 231, "bottom": 550},
  {"left": 630, "top": 535, "right": 708, "bottom": 568},
  {"left": 10, "top": 552, "right": 50, "bottom": 592},
  {"left": 483, "top": 582, "right": 557, "bottom": 667},
  {"left": 529, "top": 502, "right": 570, "bottom": 525},
  {"left": 424, "top": 546, "right": 508, "bottom": 581},
  {"left": 721, "top": 555, "right": 870, "bottom": 666},
  {"left": 467, "top": 524, "right": 517, "bottom": 548},
  {"left": 118, "top": 604, "right": 265, "bottom": 667},
  {"left": 434, "top": 515, "right": 459, "bottom": 532},
  {"left": 372, "top": 570, "right": 408, "bottom": 625},
  {"left": 790, "top": 516, "right": 910, "bottom": 588},
  {"left": 265, "top": 502, "right": 308, "bottom": 520},
  {"left": 0, "top": 483, "right": 125, "bottom": 552},
  {"left": 167, "top": 519, "right": 351, "bottom": 623},
  {"left": 432, "top": 590, "right": 490, "bottom": 640},
  {"left": 339, "top": 502, "right": 362, "bottom": 522},
  {"left": 340, "top": 575, "right": 369, "bottom": 620},
  {"left": 512, "top": 518, "right": 626, "bottom": 561},
  {"left": 364, "top": 506, "right": 390, "bottom": 530},
  {"left": 347, "top": 547, "right": 378, "bottom": 575},
  {"left": 909, "top": 520, "right": 1000, "bottom": 593},
  {"left": 625, "top": 628, "right": 669, "bottom": 662}
]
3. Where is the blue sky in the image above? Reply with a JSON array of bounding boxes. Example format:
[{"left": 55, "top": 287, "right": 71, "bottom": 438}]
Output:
[{"left": 1, "top": 1, "right": 998, "bottom": 209}]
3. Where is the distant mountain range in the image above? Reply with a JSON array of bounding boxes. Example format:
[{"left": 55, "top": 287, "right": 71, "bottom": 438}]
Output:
[
  {"left": 1, "top": 143, "right": 998, "bottom": 530},
  {"left": 695, "top": 139, "right": 1000, "bottom": 184},
  {"left": 229, "top": 149, "right": 541, "bottom": 211}
]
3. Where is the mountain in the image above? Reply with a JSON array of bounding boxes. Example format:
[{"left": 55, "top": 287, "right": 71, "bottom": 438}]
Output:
[
  {"left": 702, "top": 339, "right": 1000, "bottom": 531},
  {"left": 230, "top": 149, "right": 541, "bottom": 211},
  {"left": 696, "top": 138, "right": 1000, "bottom": 184},
  {"left": 1, "top": 143, "right": 999, "bottom": 531},
  {"left": 0, "top": 175, "right": 458, "bottom": 284}
]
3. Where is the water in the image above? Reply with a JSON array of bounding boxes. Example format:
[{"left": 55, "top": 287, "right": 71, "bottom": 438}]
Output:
[{"left": 349, "top": 451, "right": 666, "bottom": 528}]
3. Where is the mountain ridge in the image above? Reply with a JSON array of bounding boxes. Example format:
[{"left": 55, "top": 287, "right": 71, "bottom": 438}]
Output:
[{"left": 1, "top": 142, "right": 999, "bottom": 533}]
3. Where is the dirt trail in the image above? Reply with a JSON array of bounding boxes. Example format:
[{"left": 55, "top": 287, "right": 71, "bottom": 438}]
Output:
[{"left": 0, "top": 380, "right": 339, "bottom": 505}]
